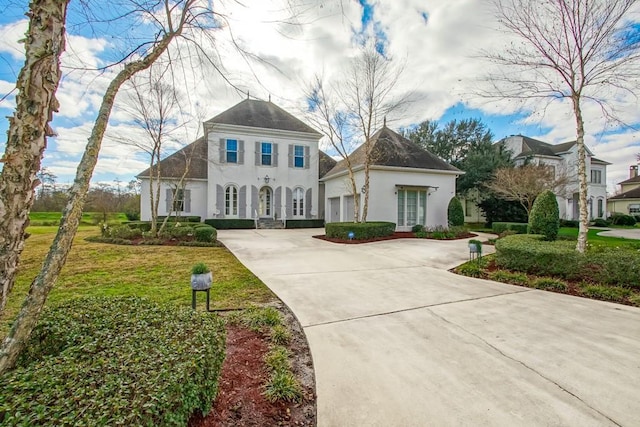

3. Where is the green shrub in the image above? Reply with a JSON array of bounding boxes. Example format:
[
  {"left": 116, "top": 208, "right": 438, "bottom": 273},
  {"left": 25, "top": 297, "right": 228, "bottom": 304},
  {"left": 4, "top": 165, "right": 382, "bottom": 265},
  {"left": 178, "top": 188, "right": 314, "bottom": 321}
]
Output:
[
  {"left": 494, "top": 234, "right": 584, "bottom": 279},
  {"left": 1, "top": 297, "right": 225, "bottom": 426},
  {"left": 124, "top": 210, "right": 140, "bottom": 221},
  {"left": 285, "top": 219, "right": 325, "bottom": 229},
  {"left": 457, "top": 262, "right": 483, "bottom": 278},
  {"left": 532, "top": 277, "right": 568, "bottom": 291},
  {"left": 586, "top": 249, "right": 640, "bottom": 289},
  {"left": 529, "top": 190, "right": 560, "bottom": 241},
  {"left": 107, "top": 225, "right": 142, "bottom": 240},
  {"left": 580, "top": 285, "right": 632, "bottom": 302},
  {"left": 447, "top": 197, "right": 465, "bottom": 227},
  {"left": 263, "top": 371, "right": 302, "bottom": 403},
  {"left": 469, "top": 239, "right": 482, "bottom": 255},
  {"left": 191, "top": 262, "right": 210, "bottom": 274},
  {"left": 157, "top": 215, "right": 201, "bottom": 223},
  {"left": 126, "top": 221, "right": 152, "bottom": 232},
  {"left": 270, "top": 325, "right": 291, "bottom": 345},
  {"left": 204, "top": 219, "right": 255, "bottom": 229},
  {"left": 488, "top": 270, "right": 529, "bottom": 285},
  {"left": 325, "top": 221, "right": 396, "bottom": 240},
  {"left": 610, "top": 213, "right": 637, "bottom": 226},
  {"left": 560, "top": 219, "right": 580, "bottom": 228},
  {"left": 492, "top": 222, "right": 528, "bottom": 234},
  {"left": 160, "top": 224, "right": 194, "bottom": 239},
  {"left": 592, "top": 218, "right": 610, "bottom": 227},
  {"left": 411, "top": 224, "right": 425, "bottom": 233},
  {"left": 264, "top": 346, "right": 291, "bottom": 372},
  {"left": 194, "top": 225, "right": 217, "bottom": 242}
]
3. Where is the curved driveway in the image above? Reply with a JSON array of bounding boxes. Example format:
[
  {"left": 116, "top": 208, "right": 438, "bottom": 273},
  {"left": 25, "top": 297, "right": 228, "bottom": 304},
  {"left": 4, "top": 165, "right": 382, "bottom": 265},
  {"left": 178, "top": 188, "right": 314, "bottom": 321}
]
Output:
[{"left": 218, "top": 229, "right": 640, "bottom": 427}]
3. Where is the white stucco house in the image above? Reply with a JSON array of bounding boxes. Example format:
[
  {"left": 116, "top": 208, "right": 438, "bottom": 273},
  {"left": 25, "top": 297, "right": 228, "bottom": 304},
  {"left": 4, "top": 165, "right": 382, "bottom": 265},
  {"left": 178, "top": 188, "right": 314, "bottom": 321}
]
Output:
[
  {"left": 322, "top": 126, "right": 462, "bottom": 231},
  {"left": 498, "top": 135, "right": 610, "bottom": 220},
  {"left": 137, "top": 99, "right": 461, "bottom": 229}
]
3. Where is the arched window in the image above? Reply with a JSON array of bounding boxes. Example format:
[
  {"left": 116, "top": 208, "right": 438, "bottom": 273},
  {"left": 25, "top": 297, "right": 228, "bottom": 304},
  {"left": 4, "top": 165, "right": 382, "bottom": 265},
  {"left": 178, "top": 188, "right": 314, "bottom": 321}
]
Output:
[
  {"left": 293, "top": 187, "right": 304, "bottom": 217},
  {"left": 225, "top": 185, "right": 238, "bottom": 216}
]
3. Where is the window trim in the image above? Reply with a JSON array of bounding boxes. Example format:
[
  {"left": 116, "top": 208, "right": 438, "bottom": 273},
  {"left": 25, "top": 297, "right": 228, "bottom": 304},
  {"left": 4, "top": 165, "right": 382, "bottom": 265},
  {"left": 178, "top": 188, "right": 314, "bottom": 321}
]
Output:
[
  {"left": 261, "top": 142, "right": 272, "bottom": 166},
  {"left": 225, "top": 185, "right": 238, "bottom": 217},
  {"left": 226, "top": 139, "right": 238, "bottom": 164},
  {"left": 293, "top": 145, "right": 304, "bottom": 168},
  {"left": 293, "top": 187, "right": 305, "bottom": 217}
]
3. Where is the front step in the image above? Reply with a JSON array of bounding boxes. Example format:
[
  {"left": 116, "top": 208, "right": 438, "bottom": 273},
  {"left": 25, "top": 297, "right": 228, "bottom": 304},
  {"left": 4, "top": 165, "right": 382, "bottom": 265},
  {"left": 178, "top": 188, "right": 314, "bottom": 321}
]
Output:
[{"left": 257, "top": 218, "right": 284, "bottom": 229}]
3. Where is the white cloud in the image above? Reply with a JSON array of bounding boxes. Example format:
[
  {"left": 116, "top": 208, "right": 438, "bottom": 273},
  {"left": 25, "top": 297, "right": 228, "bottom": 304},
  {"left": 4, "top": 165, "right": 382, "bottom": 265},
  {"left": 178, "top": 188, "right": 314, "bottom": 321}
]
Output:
[
  {"left": 1, "top": 0, "right": 638, "bottom": 196},
  {"left": 0, "top": 19, "right": 27, "bottom": 60}
]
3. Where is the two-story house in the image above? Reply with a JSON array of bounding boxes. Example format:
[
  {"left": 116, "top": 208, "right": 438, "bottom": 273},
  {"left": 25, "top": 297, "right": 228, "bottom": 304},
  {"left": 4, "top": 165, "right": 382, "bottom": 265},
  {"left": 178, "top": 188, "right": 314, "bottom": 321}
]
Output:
[
  {"left": 608, "top": 165, "right": 640, "bottom": 216},
  {"left": 498, "top": 135, "right": 610, "bottom": 220},
  {"left": 138, "top": 99, "right": 461, "bottom": 229},
  {"left": 138, "top": 99, "right": 328, "bottom": 224}
]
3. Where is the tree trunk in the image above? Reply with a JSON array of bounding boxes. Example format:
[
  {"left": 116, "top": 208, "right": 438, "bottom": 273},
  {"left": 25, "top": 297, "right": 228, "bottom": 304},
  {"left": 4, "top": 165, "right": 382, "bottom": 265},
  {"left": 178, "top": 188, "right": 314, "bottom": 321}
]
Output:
[
  {"left": 346, "top": 167, "right": 360, "bottom": 222},
  {"left": 361, "top": 161, "right": 370, "bottom": 222},
  {"left": 0, "top": 27, "right": 179, "bottom": 374},
  {"left": 573, "top": 96, "right": 589, "bottom": 253},
  {"left": 0, "top": 0, "right": 69, "bottom": 315}
]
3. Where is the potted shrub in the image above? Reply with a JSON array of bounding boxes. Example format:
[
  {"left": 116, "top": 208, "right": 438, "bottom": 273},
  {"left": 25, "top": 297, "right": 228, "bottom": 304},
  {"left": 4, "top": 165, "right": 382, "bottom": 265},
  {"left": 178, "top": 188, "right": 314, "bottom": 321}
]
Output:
[
  {"left": 191, "top": 262, "right": 212, "bottom": 290},
  {"left": 468, "top": 239, "right": 482, "bottom": 255}
]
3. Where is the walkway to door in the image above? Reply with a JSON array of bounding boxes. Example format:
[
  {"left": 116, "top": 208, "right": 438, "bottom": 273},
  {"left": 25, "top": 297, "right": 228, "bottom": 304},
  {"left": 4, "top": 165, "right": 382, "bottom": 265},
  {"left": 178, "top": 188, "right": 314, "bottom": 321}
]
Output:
[{"left": 218, "top": 228, "right": 640, "bottom": 427}]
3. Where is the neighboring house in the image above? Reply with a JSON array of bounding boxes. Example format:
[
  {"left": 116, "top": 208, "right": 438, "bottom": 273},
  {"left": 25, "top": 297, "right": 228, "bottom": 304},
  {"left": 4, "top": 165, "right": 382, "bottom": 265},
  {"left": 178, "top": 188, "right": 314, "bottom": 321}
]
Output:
[
  {"left": 608, "top": 165, "right": 640, "bottom": 216},
  {"left": 498, "top": 135, "right": 610, "bottom": 220},
  {"left": 322, "top": 126, "right": 462, "bottom": 231},
  {"left": 138, "top": 99, "right": 327, "bottom": 224},
  {"left": 138, "top": 99, "right": 460, "bottom": 230}
]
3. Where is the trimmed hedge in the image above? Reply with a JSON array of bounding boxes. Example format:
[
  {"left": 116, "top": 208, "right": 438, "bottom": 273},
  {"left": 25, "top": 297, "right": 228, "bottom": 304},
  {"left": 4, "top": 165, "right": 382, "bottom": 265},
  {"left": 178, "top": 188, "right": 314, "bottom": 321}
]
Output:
[
  {"left": 204, "top": 219, "right": 256, "bottom": 229},
  {"left": 157, "top": 215, "right": 201, "bottom": 223},
  {"left": 609, "top": 213, "right": 636, "bottom": 226},
  {"left": 494, "top": 234, "right": 640, "bottom": 289},
  {"left": 126, "top": 221, "right": 153, "bottom": 232},
  {"left": 1, "top": 297, "right": 226, "bottom": 426},
  {"left": 528, "top": 190, "right": 559, "bottom": 241},
  {"left": 325, "top": 221, "right": 396, "bottom": 239},
  {"left": 285, "top": 219, "right": 325, "bottom": 229},
  {"left": 492, "top": 222, "right": 528, "bottom": 234},
  {"left": 194, "top": 225, "right": 217, "bottom": 242},
  {"left": 560, "top": 219, "right": 580, "bottom": 228}
]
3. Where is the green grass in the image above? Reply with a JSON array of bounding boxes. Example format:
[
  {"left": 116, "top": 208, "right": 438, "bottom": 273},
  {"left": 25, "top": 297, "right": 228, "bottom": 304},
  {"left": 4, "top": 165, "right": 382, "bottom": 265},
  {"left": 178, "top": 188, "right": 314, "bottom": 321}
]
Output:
[
  {"left": 29, "top": 211, "right": 128, "bottom": 226},
  {"left": 558, "top": 227, "right": 640, "bottom": 247},
  {"left": 2, "top": 226, "right": 274, "bottom": 335}
]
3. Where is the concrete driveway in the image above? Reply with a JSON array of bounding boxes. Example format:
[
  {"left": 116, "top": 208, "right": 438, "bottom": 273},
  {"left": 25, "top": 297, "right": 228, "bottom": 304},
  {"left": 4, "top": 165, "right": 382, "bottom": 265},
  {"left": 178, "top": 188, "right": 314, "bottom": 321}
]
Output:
[{"left": 218, "top": 229, "right": 640, "bottom": 427}]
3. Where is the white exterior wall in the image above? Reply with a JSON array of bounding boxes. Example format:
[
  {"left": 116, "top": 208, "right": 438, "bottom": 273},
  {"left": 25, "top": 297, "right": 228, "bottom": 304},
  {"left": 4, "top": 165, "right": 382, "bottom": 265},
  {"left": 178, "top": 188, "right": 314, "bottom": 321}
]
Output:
[
  {"left": 323, "top": 167, "right": 459, "bottom": 230},
  {"left": 206, "top": 123, "right": 320, "bottom": 219},
  {"left": 139, "top": 178, "right": 208, "bottom": 221}
]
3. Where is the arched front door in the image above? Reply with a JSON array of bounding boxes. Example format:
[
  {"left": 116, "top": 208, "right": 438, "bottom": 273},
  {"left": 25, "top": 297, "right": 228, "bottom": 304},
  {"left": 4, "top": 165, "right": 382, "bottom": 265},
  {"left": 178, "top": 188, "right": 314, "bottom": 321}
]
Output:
[{"left": 258, "top": 186, "right": 272, "bottom": 218}]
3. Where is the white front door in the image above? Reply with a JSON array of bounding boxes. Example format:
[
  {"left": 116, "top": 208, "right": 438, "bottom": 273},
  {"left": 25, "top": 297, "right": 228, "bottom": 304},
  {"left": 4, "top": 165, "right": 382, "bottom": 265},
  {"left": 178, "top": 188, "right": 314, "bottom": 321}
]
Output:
[{"left": 259, "top": 187, "right": 272, "bottom": 218}]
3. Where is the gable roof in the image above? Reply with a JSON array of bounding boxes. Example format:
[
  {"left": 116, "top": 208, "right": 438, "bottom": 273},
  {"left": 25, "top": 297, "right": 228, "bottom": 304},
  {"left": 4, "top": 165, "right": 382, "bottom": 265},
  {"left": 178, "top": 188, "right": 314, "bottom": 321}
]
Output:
[
  {"left": 205, "top": 99, "right": 321, "bottom": 135},
  {"left": 323, "top": 126, "right": 460, "bottom": 179},
  {"left": 319, "top": 150, "right": 337, "bottom": 179},
  {"left": 609, "top": 186, "right": 640, "bottom": 201},
  {"left": 137, "top": 137, "right": 208, "bottom": 180}
]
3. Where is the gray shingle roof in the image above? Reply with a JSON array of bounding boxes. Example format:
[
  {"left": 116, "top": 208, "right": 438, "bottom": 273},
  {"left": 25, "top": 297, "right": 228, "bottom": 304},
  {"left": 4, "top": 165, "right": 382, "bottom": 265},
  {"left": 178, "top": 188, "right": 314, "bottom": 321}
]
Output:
[
  {"left": 206, "top": 99, "right": 321, "bottom": 135},
  {"left": 609, "top": 187, "right": 640, "bottom": 201},
  {"left": 137, "top": 137, "right": 208, "bottom": 180},
  {"left": 319, "top": 150, "right": 337, "bottom": 179},
  {"left": 618, "top": 175, "right": 640, "bottom": 185},
  {"left": 324, "top": 126, "right": 460, "bottom": 178}
]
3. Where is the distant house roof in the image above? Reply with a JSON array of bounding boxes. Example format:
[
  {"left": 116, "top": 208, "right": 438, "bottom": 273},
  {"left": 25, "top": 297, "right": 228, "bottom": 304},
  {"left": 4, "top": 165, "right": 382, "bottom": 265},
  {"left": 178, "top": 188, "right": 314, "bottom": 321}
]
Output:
[
  {"left": 591, "top": 157, "right": 612, "bottom": 165},
  {"left": 618, "top": 175, "right": 640, "bottom": 185},
  {"left": 205, "top": 99, "right": 321, "bottom": 136},
  {"left": 609, "top": 187, "right": 640, "bottom": 201},
  {"left": 319, "top": 150, "right": 337, "bottom": 179},
  {"left": 323, "top": 126, "right": 460, "bottom": 179},
  {"left": 137, "top": 137, "right": 208, "bottom": 180},
  {"left": 498, "top": 135, "right": 611, "bottom": 164}
]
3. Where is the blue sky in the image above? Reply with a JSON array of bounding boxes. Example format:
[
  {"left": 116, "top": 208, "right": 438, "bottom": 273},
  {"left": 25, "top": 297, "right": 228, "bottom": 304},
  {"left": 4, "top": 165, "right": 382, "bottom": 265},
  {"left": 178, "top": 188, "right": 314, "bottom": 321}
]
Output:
[{"left": 0, "top": 0, "right": 638, "bottom": 192}]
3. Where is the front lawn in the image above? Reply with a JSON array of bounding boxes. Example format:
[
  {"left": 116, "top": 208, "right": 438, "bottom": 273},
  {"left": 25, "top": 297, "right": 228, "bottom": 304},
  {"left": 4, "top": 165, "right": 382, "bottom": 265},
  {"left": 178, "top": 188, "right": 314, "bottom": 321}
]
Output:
[
  {"left": 2, "top": 226, "right": 274, "bottom": 333},
  {"left": 558, "top": 227, "right": 640, "bottom": 247}
]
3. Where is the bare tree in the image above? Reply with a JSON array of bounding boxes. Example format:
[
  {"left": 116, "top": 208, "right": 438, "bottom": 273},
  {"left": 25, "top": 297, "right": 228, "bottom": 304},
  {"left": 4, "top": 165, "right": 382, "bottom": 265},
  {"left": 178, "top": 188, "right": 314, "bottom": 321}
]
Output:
[
  {"left": 483, "top": 0, "right": 640, "bottom": 252},
  {"left": 0, "top": 0, "right": 216, "bottom": 374},
  {"left": 488, "top": 164, "right": 571, "bottom": 215},
  {"left": 308, "top": 44, "right": 409, "bottom": 222},
  {"left": 116, "top": 70, "right": 188, "bottom": 236}
]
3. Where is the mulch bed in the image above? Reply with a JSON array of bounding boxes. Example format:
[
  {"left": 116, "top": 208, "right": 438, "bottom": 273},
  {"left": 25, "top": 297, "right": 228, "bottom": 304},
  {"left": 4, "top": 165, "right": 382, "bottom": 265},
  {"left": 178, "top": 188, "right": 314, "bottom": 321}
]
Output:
[
  {"left": 313, "top": 231, "right": 476, "bottom": 244},
  {"left": 189, "top": 314, "right": 315, "bottom": 426}
]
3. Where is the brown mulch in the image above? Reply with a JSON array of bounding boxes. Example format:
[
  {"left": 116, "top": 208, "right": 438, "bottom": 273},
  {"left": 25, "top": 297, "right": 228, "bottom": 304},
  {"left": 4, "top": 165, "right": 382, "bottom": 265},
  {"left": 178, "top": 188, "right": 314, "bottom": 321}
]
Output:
[
  {"left": 313, "top": 231, "right": 476, "bottom": 244},
  {"left": 189, "top": 304, "right": 316, "bottom": 427}
]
